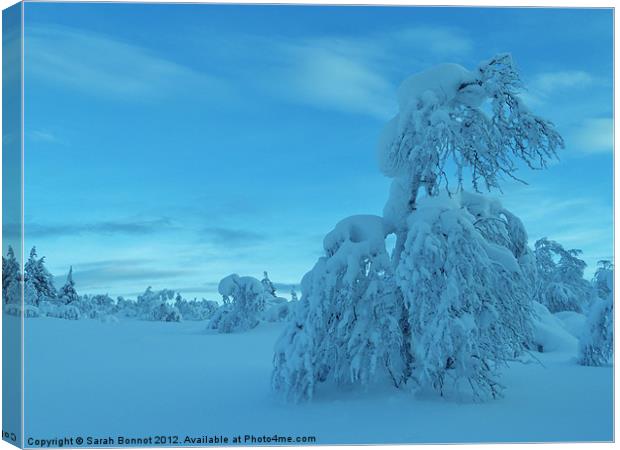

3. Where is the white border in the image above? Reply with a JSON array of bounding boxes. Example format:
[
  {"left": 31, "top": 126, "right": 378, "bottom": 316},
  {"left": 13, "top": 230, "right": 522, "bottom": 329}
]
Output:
[{"left": 0, "top": 2, "right": 616, "bottom": 450}]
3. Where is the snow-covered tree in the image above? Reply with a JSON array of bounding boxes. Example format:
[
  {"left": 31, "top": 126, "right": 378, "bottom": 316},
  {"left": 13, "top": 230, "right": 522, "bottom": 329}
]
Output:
[
  {"left": 379, "top": 54, "right": 564, "bottom": 263},
  {"left": 273, "top": 216, "right": 408, "bottom": 402},
  {"left": 24, "top": 277, "right": 38, "bottom": 306},
  {"left": 115, "top": 296, "right": 138, "bottom": 318},
  {"left": 2, "top": 246, "right": 21, "bottom": 305},
  {"left": 534, "top": 238, "right": 592, "bottom": 313},
  {"left": 174, "top": 294, "right": 218, "bottom": 321},
  {"left": 290, "top": 287, "right": 298, "bottom": 302},
  {"left": 273, "top": 55, "right": 558, "bottom": 402},
  {"left": 58, "top": 266, "right": 79, "bottom": 304},
  {"left": 24, "top": 247, "right": 56, "bottom": 305},
  {"left": 136, "top": 287, "right": 181, "bottom": 321},
  {"left": 39, "top": 301, "right": 81, "bottom": 320},
  {"left": 578, "top": 261, "right": 613, "bottom": 366},
  {"left": 397, "top": 195, "right": 532, "bottom": 400},
  {"left": 593, "top": 259, "right": 613, "bottom": 300},
  {"left": 209, "top": 274, "right": 268, "bottom": 333},
  {"left": 261, "top": 271, "right": 277, "bottom": 297}
]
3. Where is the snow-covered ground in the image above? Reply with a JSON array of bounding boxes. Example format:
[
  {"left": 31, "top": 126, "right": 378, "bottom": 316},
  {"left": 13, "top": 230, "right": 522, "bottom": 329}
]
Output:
[{"left": 22, "top": 317, "right": 612, "bottom": 445}]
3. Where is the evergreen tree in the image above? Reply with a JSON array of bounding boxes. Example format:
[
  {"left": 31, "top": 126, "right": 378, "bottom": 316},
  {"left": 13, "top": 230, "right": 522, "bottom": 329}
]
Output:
[
  {"left": 2, "top": 246, "right": 21, "bottom": 305},
  {"left": 24, "top": 247, "right": 56, "bottom": 305},
  {"left": 58, "top": 266, "right": 79, "bottom": 304},
  {"left": 24, "top": 277, "right": 38, "bottom": 306},
  {"left": 261, "top": 271, "right": 277, "bottom": 297}
]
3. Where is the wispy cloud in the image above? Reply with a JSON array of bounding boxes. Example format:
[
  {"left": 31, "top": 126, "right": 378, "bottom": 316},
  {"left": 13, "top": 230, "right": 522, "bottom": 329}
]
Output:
[
  {"left": 270, "top": 27, "right": 473, "bottom": 119},
  {"left": 27, "top": 129, "right": 61, "bottom": 144},
  {"left": 389, "top": 26, "right": 473, "bottom": 55},
  {"left": 201, "top": 227, "right": 266, "bottom": 246},
  {"left": 26, "top": 25, "right": 229, "bottom": 101},
  {"left": 191, "top": 25, "right": 472, "bottom": 119},
  {"left": 533, "top": 70, "right": 594, "bottom": 94},
  {"left": 25, "top": 217, "right": 176, "bottom": 238},
  {"left": 275, "top": 42, "right": 395, "bottom": 119},
  {"left": 521, "top": 69, "right": 598, "bottom": 109},
  {"left": 502, "top": 186, "right": 612, "bottom": 276},
  {"left": 572, "top": 118, "right": 613, "bottom": 154}
]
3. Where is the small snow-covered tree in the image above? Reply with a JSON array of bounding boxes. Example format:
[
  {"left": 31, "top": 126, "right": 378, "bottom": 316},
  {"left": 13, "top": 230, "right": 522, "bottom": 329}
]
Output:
[
  {"left": 534, "top": 238, "right": 592, "bottom": 313},
  {"left": 24, "top": 247, "right": 56, "bottom": 305},
  {"left": 593, "top": 260, "right": 613, "bottom": 300},
  {"left": 174, "top": 294, "right": 218, "bottom": 321},
  {"left": 272, "top": 216, "right": 407, "bottom": 402},
  {"left": 136, "top": 287, "right": 181, "bottom": 321},
  {"left": 209, "top": 274, "right": 268, "bottom": 333},
  {"left": 261, "top": 271, "right": 277, "bottom": 297},
  {"left": 58, "top": 266, "right": 79, "bottom": 304},
  {"left": 2, "top": 246, "right": 21, "bottom": 305},
  {"left": 578, "top": 261, "right": 613, "bottom": 366},
  {"left": 290, "top": 287, "right": 298, "bottom": 302},
  {"left": 24, "top": 277, "right": 38, "bottom": 307},
  {"left": 115, "top": 296, "right": 138, "bottom": 318}
]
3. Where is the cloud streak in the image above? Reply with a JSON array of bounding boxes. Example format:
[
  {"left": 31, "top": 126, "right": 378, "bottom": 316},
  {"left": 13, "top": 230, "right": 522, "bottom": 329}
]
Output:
[
  {"left": 24, "top": 217, "right": 176, "bottom": 238},
  {"left": 26, "top": 24, "right": 229, "bottom": 101},
  {"left": 269, "top": 26, "right": 473, "bottom": 119},
  {"left": 572, "top": 118, "right": 613, "bottom": 154},
  {"left": 201, "top": 227, "right": 266, "bottom": 246},
  {"left": 533, "top": 70, "right": 594, "bottom": 94}
]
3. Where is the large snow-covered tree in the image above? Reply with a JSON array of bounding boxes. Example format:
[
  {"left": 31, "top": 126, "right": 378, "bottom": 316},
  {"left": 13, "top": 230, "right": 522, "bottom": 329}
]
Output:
[
  {"left": 2, "top": 246, "right": 21, "bottom": 305},
  {"left": 578, "top": 261, "right": 613, "bottom": 366},
  {"left": 24, "top": 247, "right": 57, "bottom": 305},
  {"left": 273, "top": 54, "right": 561, "bottom": 402},
  {"left": 534, "top": 238, "right": 592, "bottom": 313}
]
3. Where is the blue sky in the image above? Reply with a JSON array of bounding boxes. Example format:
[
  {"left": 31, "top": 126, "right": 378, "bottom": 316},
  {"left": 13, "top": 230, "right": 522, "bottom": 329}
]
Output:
[{"left": 18, "top": 4, "right": 613, "bottom": 300}]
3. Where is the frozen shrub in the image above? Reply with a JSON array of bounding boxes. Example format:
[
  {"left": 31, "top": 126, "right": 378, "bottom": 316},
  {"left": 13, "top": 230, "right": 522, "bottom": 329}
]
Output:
[{"left": 209, "top": 274, "right": 268, "bottom": 333}]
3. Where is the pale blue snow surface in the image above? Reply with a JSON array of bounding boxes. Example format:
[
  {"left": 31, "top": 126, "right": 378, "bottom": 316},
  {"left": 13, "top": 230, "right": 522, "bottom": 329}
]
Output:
[{"left": 23, "top": 317, "right": 612, "bottom": 444}]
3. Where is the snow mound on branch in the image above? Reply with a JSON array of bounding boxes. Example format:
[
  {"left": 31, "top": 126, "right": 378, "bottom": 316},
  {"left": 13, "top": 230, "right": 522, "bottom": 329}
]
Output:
[
  {"left": 323, "top": 215, "right": 391, "bottom": 254},
  {"left": 531, "top": 301, "right": 578, "bottom": 353},
  {"left": 322, "top": 215, "right": 392, "bottom": 285},
  {"left": 396, "top": 63, "right": 484, "bottom": 110},
  {"left": 218, "top": 274, "right": 263, "bottom": 297}
]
